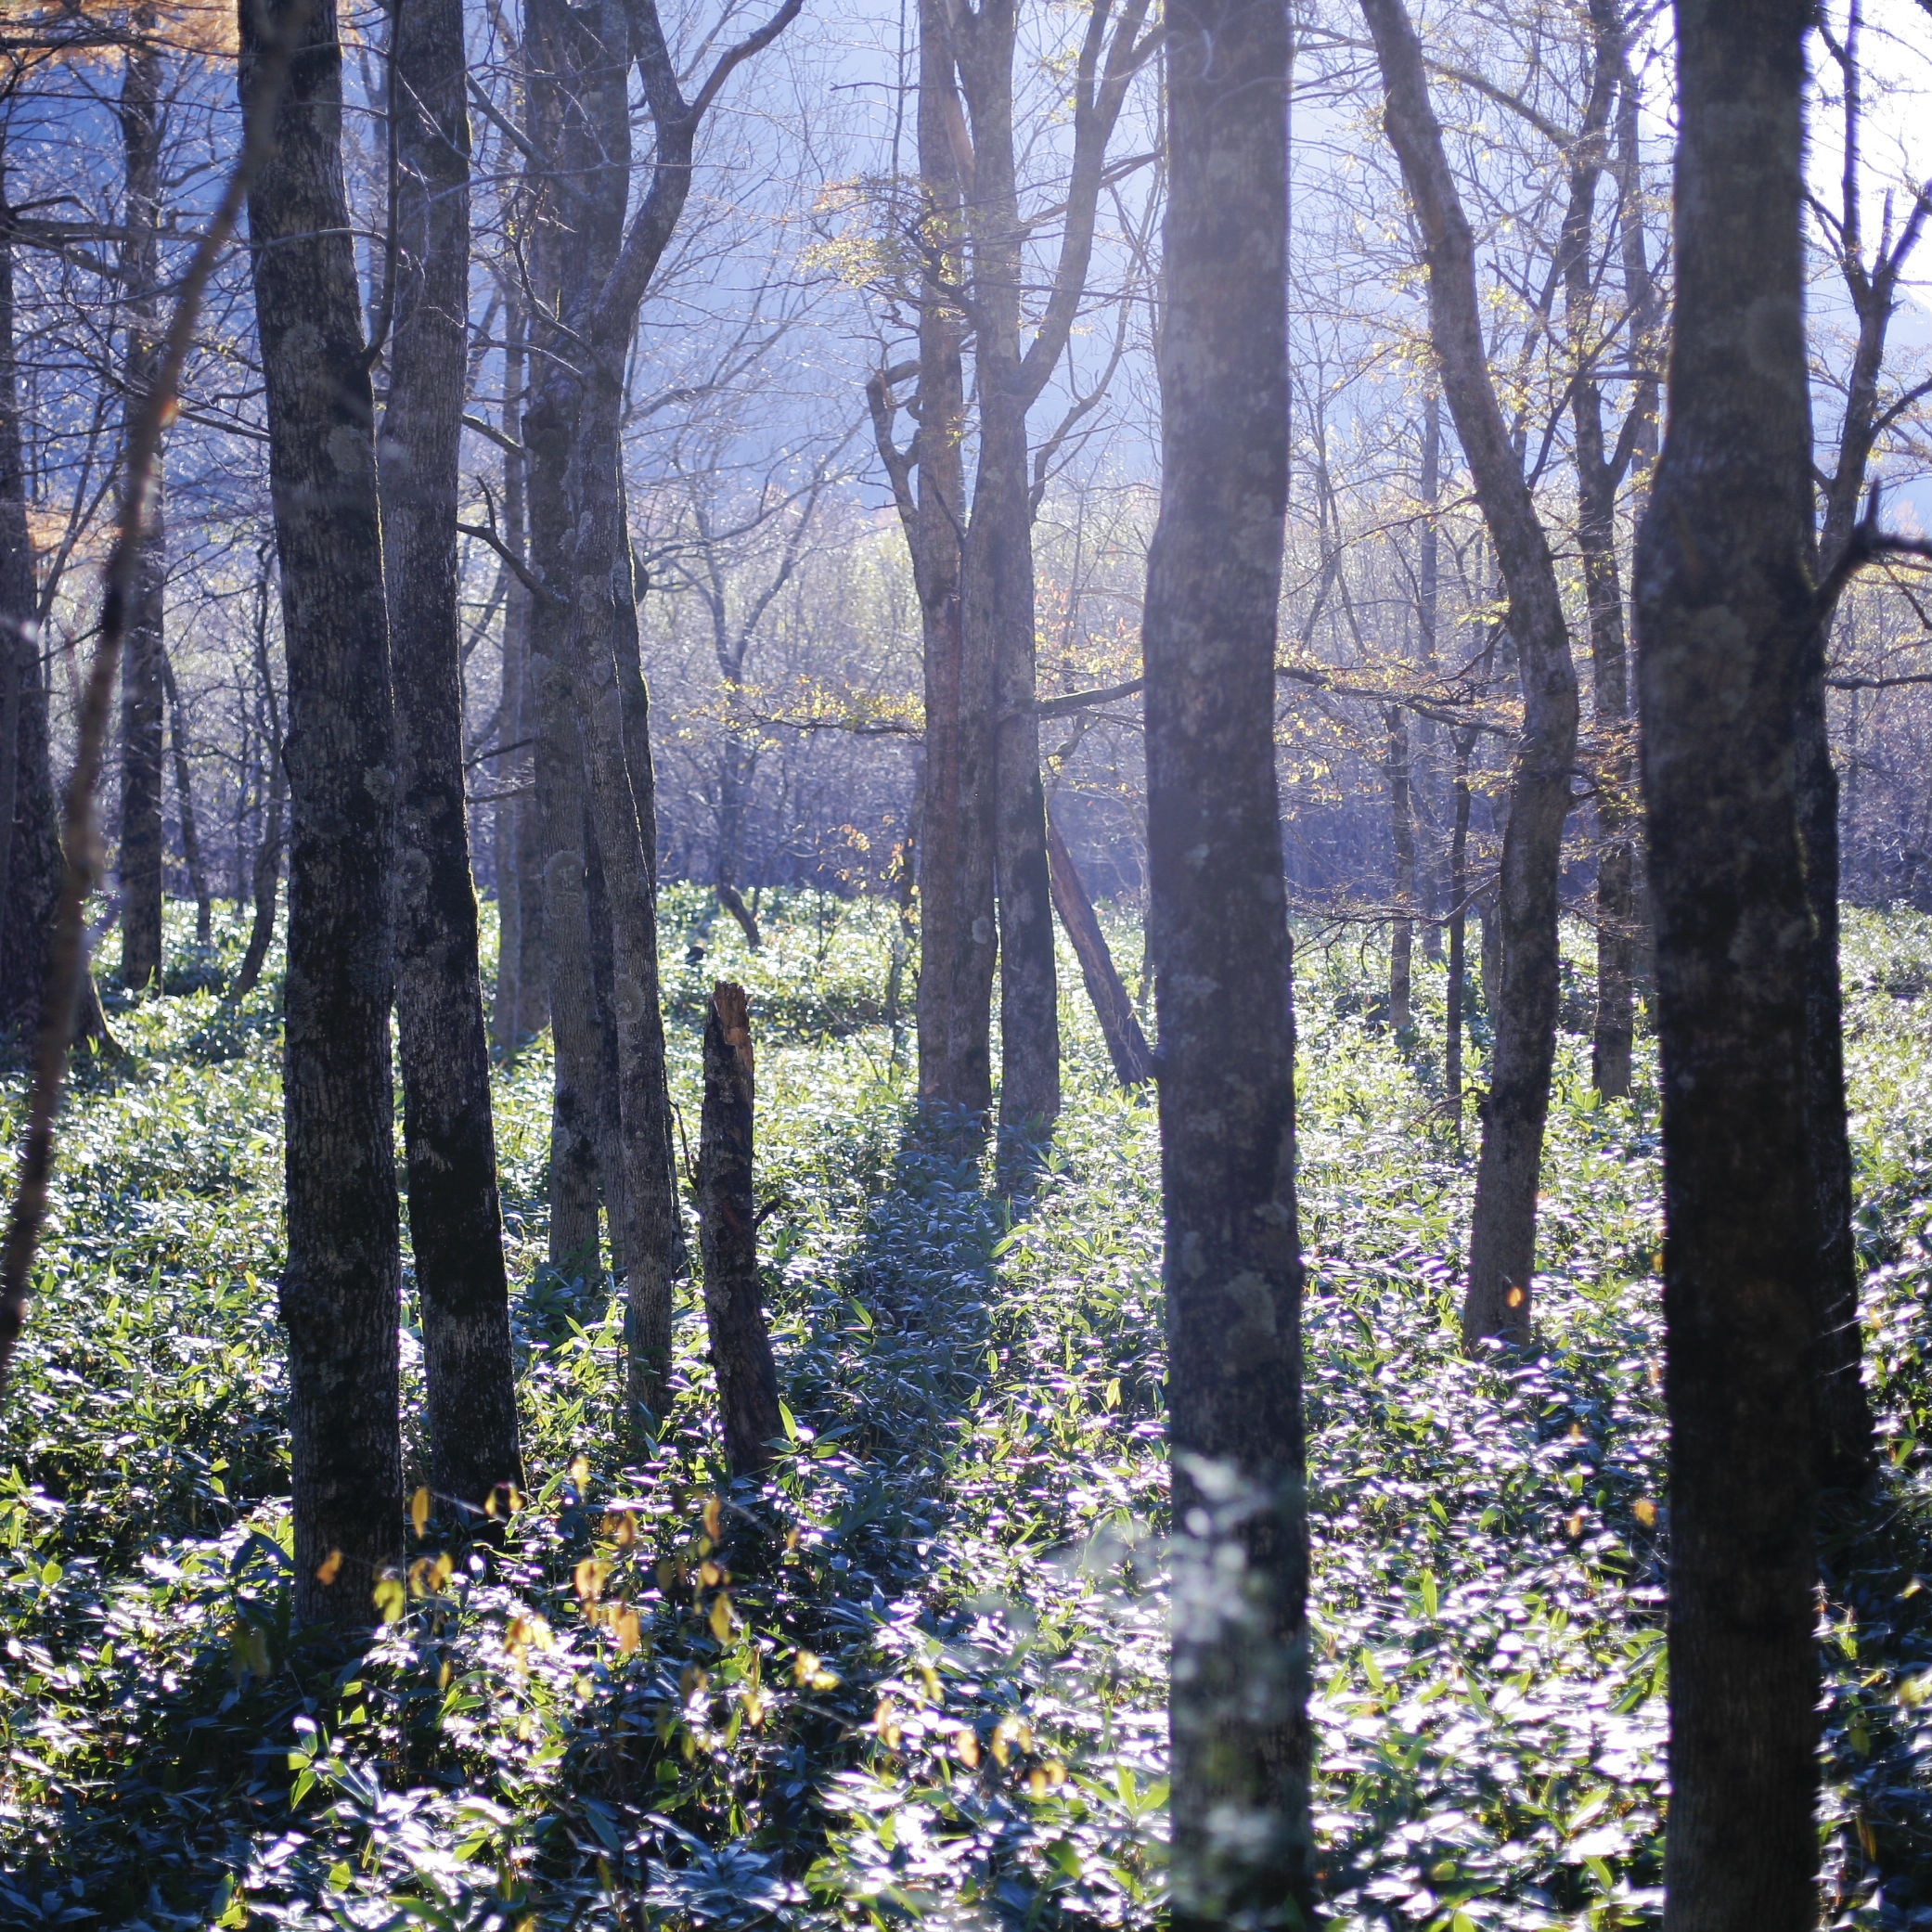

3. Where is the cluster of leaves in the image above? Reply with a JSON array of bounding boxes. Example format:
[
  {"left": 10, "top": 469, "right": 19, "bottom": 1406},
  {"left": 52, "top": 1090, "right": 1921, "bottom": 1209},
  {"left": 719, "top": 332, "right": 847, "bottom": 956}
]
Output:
[{"left": 2, "top": 897, "right": 1932, "bottom": 1927}]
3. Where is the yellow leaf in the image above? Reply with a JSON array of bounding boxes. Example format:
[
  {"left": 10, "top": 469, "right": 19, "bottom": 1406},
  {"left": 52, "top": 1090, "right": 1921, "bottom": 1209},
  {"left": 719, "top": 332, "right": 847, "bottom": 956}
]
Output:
[
  {"left": 1029, "top": 1768, "right": 1048, "bottom": 1799},
  {"left": 438, "top": 1658, "right": 452, "bottom": 1689},
  {"left": 614, "top": 1606, "right": 642, "bottom": 1655},
  {"left": 411, "top": 1487, "right": 431, "bottom": 1539},
  {"left": 709, "top": 1591, "right": 734, "bottom": 1644},
  {"left": 793, "top": 1650, "right": 820, "bottom": 1686},
  {"left": 1506, "top": 1285, "right": 1526, "bottom": 1309},
  {"left": 575, "top": 1558, "right": 610, "bottom": 1604},
  {"left": 430, "top": 1552, "right": 454, "bottom": 1591},
  {"left": 315, "top": 1548, "right": 344, "bottom": 1586},
  {"left": 700, "top": 1560, "right": 723, "bottom": 1588},
  {"left": 954, "top": 1724, "right": 980, "bottom": 1768},
  {"left": 1565, "top": 1511, "right": 1584, "bottom": 1539},
  {"left": 569, "top": 1455, "right": 591, "bottom": 1487},
  {"left": 873, "top": 1698, "right": 901, "bottom": 1748},
  {"left": 918, "top": 1662, "right": 942, "bottom": 1705},
  {"left": 603, "top": 1509, "right": 637, "bottom": 1549},
  {"left": 372, "top": 1576, "right": 406, "bottom": 1623},
  {"left": 1633, "top": 1499, "right": 1657, "bottom": 1528},
  {"left": 702, "top": 1494, "right": 723, "bottom": 1541},
  {"left": 408, "top": 1557, "right": 434, "bottom": 1598}
]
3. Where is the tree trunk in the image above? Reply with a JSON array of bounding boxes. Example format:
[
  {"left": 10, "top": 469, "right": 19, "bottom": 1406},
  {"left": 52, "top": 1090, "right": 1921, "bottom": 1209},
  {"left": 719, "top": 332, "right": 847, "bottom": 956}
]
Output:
[
  {"left": 117, "top": 27, "right": 166, "bottom": 993},
  {"left": 699, "top": 981, "right": 781, "bottom": 1478},
  {"left": 1632, "top": 1, "right": 1822, "bottom": 1919},
  {"left": 380, "top": 0, "right": 524, "bottom": 1520},
  {"left": 232, "top": 752, "right": 284, "bottom": 999},
  {"left": 1446, "top": 728, "right": 1474, "bottom": 1108},
  {"left": 867, "top": 0, "right": 994, "bottom": 1126},
  {"left": 1385, "top": 706, "right": 1415, "bottom": 1032},
  {"left": 1359, "top": 0, "right": 1580, "bottom": 1350},
  {"left": 0, "top": 162, "right": 61, "bottom": 1050},
  {"left": 242, "top": 0, "right": 405, "bottom": 1625},
  {"left": 1143, "top": 0, "right": 1311, "bottom": 1916},
  {"left": 159, "top": 650, "right": 213, "bottom": 947},
  {"left": 1045, "top": 801, "right": 1152, "bottom": 1088},
  {"left": 490, "top": 295, "right": 538, "bottom": 1053}
]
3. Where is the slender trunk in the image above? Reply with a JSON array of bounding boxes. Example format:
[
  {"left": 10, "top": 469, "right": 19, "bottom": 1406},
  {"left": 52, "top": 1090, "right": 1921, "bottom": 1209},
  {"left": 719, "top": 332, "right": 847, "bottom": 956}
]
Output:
[
  {"left": 1385, "top": 706, "right": 1414, "bottom": 1031},
  {"left": 243, "top": 0, "right": 404, "bottom": 1624},
  {"left": 1417, "top": 389, "right": 1443, "bottom": 969},
  {"left": 1045, "top": 800, "right": 1152, "bottom": 1087},
  {"left": 490, "top": 296, "right": 534, "bottom": 1052},
  {"left": 380, "top": 0, "right": 524, "bottom": 1518},
  {"left": 1144, "top": 0, "right": 1310, "bottom": 1917},
  {"left": 117, "top": 27, "right": 166, "bottom": 992},
  {"left": 159, "top": 650, "right": 212, "bottom": 945},
  {"left": 873, "top": 0, "right": 993, "bottom": 1125},
  {"left": 953, "top": 3, "right": 1055, "bottom": 1149},
  {"left": 232, "top": 753, "right": 284, "bottom": 998},
  {"left": 699, "top": 981, "right": 781, "bottom": 1478},
  {"left": 584, "top": 809, "right": 630, "bottom": 1274},
  {"left": 0, "top": 163, "right": 61, "bottom": 1050},
  {"left": 1634, "top": 3, "right": 1822, "bottom": 1919},
  {"left": 1359, "top": 0, "right": 1580, "bottom": 1350},
  {"left": 1446, "top": 729, "right": 1474, "bottom": 1108}
]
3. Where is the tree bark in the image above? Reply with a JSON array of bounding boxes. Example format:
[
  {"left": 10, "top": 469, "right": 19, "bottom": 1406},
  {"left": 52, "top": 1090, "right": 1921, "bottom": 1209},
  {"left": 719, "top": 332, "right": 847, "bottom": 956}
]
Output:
[
  {"left": 1046, "top": 800, "right": 1152, "bottom": 1088},
  {"left": 1445, "top": 728, "right": 1474, "bottom": 1108},
  {"left": 117, "top": 24, "right": 166, "bottom": 993},
  {"left": 490, "top": 293, "right": 542, "bottom": 1052},
  {"left": 1143, "top": 0, "right": 1311, "bottom": 1916},
  {"left": 159, "top": 650, "right": 213, "bottom": 947},
  {"left": 1359, "top": 0, "right": 1580, "bottom": 1350},
  {"left": 1385, "top": 706, "right": 1415, "bottom": 1032},
  {"left": 699, "top": 981, "right": 781, "bottom": 1478},
  {"left": 242, "top": 0, "right": 405, "bottom": 1624},
  {"left": 1632, "top": 1, "right": 1822, "bottom": 1919},
  {"left": 232, "top": 752, "right": 284, "bottom": 998},
  {"left": 380, "top": 0, "right": 524, "bottom": 1519},
  {"left": 866, "top": 0, "right": 993, "bottom": 1126},
  {"left": 0, "top": 160, "right": 61, "bottom": 1050}
]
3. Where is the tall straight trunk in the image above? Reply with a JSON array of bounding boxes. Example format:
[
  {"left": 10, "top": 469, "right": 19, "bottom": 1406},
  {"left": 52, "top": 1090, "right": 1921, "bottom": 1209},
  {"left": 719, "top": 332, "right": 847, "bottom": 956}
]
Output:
[
  {"left": 1633, "top": 2, "right": 1822, "bottom": 1919},
  {"left": 1045, "top": 800, "right": 1153, "bottom": 1087},
  {"left": 953, "top": 2, "right": 1056, "bottom": 1149},
  {"left": 865, "top": 0, "right": 992, "bottom": 1124},
  {"left": 1446, "top": 728, "right": 1474, "bottom": 1106},
  {"left": 699, "top": 981, "right": 781, "bottom": 1477},
  {"left": 159, "top": 650, "right": 213, "bottom": 945},
  {"left": 0, "top": 157, "right": 60, "bottom": 1051},
  {"left": 380, "top": 0, "right": 524, "bottom": 1518},
  {"left": 491, "top": 293, "right": 543, "bottom": 1052},
  {"left": 117, "top": 25, "right": 166, "bottom": 992},
  {"left": 1143, "top": 0, "right": 1310, "bottom": 1918},
  {"left": 232, "top": 753, "right": 284, "bottom": 998},
  {"left": 243, "top": 0, "right": 404, "bottom": 1625},
  {"left": 1359, "top": 0, "right": 1580, "bottom": 1350},
  {"left": 1385, "top": 706, "right": 1414, "bottom": 1031},
  {"left": 1557, "top": 0, "right": 1635, "bottom": 1101}
]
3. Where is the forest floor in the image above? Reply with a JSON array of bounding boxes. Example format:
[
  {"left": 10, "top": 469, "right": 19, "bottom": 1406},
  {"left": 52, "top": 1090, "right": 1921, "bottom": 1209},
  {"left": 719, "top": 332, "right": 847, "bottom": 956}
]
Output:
[{"left": 4, "top": 888, "right": 1932, "bottom": 1930}]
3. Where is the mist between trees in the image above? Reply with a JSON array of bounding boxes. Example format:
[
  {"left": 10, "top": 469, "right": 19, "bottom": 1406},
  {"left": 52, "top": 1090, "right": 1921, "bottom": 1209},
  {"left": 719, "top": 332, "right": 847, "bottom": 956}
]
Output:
[{"left": 3, "top": 0, "right": 1932, "bottom": 1924}]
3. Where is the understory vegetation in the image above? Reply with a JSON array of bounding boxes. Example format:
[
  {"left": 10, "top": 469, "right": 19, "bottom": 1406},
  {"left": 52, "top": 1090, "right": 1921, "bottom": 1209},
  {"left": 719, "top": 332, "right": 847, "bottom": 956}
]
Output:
[{"left": 5, "top": 891, "right": 1932, "bottom": 1929}]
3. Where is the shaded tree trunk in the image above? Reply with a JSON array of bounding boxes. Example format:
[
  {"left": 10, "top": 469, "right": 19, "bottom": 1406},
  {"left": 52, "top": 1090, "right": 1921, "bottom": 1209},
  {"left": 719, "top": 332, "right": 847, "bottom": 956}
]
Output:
[
  {"left": 159, "top": 650, "right": 213, "bottom": 947},
  {"left": 1143, "top": 0, "right": 1311, "bottom": 1916},
  {"left": 1360, "top": 0, "right": 1579, "bottom": 1350},
  {"left": 490, "top": 294, "right": 542, "bottom": 1052},
  {"left": 117, "top": 24, "right": 166, "bottom": 993},
  {"left": 242, "top": 0, "right": 404, "bottom": 1624},
  {"left": 1046, "top": 801, "right": 1152, "bottom": 1088},
  {"left": 699, "top": 980, "right": 781, "bottom": 1478},
  {"left": 380, "top": 0, "right": 524, "bottom": 1519},
  {"left": 1385, "top": 706, "right": 1414, "bottom": 1032},
  {"left": 1632, "top": 1, "right": 1822, "bottom": 1917},
  {"left": 866, "top": 0, "right": 992, "bottom": 1125},
  {"left": 0, "top": 161, "right": 61, "bottom": 1050},
  {"left": 1445, "top": 727, "right": 1474, "bottom": 1108}
]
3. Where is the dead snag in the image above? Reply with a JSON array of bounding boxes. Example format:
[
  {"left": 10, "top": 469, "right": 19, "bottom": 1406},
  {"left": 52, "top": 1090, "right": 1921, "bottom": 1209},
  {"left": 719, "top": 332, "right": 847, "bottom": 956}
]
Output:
[
  {"left": 699, "top": 982, "right": 783, "bottom": 1478},
  {"left": 1045, "top": 804, "right": 1153, "bottom": 1088}
]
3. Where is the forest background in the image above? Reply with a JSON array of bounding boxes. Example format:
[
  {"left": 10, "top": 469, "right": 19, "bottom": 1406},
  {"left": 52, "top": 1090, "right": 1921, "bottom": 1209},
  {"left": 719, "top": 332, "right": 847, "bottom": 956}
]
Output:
[{"left": 2, "top": 0, "right": 1932, "bottom": 1926}]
